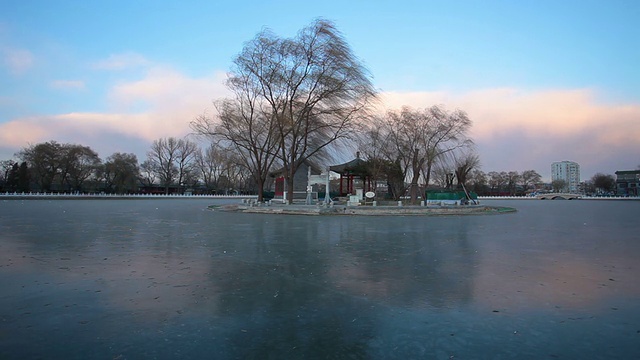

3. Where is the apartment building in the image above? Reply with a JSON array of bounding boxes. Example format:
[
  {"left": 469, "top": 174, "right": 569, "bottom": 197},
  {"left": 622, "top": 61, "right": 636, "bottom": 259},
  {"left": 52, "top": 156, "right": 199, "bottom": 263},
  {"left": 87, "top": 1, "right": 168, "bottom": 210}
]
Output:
[{"left": 551, "top": 161, "right": 581, "bottom": 193}]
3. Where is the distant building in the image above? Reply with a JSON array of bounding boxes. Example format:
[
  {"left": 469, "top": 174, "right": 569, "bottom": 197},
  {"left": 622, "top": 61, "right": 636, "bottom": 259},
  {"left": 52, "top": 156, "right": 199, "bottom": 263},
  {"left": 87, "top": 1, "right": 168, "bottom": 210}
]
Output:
[
  {"left": 551, "top": 161, "right": 580, "bottom": 193},
  {"left": 615, "top": 170, "right": 640, "bottom": 196}
]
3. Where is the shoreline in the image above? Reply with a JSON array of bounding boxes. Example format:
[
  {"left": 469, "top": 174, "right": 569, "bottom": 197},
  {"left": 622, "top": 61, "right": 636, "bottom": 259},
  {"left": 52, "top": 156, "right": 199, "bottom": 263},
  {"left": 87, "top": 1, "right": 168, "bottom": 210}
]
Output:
[{"left": 213, "top": 203, "right": 516, "bottom": 216}]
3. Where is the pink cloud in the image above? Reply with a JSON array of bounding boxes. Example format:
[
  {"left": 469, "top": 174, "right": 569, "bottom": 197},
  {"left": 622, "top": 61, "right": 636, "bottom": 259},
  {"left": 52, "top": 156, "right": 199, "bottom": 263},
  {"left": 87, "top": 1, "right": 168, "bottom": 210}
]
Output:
[
  {"left": 0, "top": 67, "right": 229, "bottom": 159},
  {"left": 2, "top": 75, "right": 638, "bottom": 181},
  {"left": 378, "top": 88, "right": 640, "bottom": 179}
]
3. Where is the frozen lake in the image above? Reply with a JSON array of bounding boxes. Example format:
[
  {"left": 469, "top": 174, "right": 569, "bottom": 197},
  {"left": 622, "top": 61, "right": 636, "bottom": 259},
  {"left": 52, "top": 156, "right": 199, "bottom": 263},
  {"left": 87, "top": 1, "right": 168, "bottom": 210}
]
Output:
[{"left": 1, "top": 199, "right": 639, "bottom": 359}]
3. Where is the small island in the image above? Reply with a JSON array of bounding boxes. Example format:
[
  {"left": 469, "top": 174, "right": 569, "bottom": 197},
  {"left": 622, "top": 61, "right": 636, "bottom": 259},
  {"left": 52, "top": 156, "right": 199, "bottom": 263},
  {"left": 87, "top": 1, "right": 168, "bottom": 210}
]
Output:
[{"left": 213, "top": 201, "right": 516, "bottom": 216}]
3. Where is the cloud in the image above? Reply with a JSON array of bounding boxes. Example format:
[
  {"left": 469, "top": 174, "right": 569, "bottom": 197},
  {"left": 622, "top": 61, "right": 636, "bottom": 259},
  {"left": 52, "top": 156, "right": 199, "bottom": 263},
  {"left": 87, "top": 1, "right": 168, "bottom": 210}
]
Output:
[
  {"left": 379, "top": 88, "right": 640, "bottom": 178},
  {"left": 50, "top": 79, "right": 85, "bottom": 90},
  {"left": 1, "top": 70, "right": 638, "bottom": 181},
  {"left": 93, "top": 52, "right": 151, "bottom": 70},
  {"left": 0, "top": 66, "right": 229, "bottom": 159},
  {"left": 2, "top": 47, "right": 34, "bottom": 74}
]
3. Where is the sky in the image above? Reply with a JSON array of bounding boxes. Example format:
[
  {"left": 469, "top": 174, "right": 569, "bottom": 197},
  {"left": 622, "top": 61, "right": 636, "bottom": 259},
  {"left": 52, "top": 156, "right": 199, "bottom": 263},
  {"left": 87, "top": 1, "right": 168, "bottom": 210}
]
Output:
[{"left": 1, "top": 0, "right": 639, "bottom": 181}]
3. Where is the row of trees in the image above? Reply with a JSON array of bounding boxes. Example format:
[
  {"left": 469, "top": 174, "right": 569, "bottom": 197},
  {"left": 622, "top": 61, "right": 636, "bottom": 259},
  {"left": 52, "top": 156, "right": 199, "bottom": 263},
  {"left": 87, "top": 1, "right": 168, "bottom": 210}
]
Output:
[
  {"left": 454, "top": 170, "right": 617, "bottom": 196},
  {"left": 2, "top": 138, "right": 619, "bottom": 197},
  {"left": 0, "top": 138, "right": 258, "bottom": 194},
  {"left": 463, "top": 169, "right": 542, "bottom": 196}
]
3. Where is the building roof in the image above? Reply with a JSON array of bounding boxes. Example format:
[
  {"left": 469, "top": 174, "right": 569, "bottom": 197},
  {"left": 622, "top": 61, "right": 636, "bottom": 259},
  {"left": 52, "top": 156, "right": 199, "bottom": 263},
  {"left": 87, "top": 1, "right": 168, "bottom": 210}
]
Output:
[
  {"left": 269, "top": 159, "right": 323, "bottom": 178},
  {"left": 614, "top": 170, "right": 640, "bottom": 175}
]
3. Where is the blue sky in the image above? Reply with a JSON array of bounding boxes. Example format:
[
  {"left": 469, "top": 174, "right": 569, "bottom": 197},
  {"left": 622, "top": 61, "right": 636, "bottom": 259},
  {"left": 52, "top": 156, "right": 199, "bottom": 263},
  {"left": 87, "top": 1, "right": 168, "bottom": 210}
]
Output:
[{"left": 1, "top": 0, "right": 639, "bottom": 180}]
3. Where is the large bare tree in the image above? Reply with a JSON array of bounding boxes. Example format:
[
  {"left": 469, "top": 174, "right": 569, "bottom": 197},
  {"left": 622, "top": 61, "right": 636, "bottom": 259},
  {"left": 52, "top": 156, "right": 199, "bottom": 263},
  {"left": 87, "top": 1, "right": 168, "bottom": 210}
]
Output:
[
  {"left": 226, "top": 19, "right": 376, "bottom": 203},
  {"left": 364, "top": 106, "right": 472, "bottom": 202}
]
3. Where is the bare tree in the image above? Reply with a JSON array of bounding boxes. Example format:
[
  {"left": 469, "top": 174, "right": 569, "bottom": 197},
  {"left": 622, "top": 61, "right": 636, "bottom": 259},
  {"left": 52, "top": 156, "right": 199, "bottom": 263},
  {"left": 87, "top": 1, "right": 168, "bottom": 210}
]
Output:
[
  {"left": 146, "top": 137, "right": 181, "bottom": 194},
  {"left": 17, "top": 141, "right": 102, "bottom": 192},
  {"left": 175, "top": 139, "right": 199, "bottom": 192},
  {"left": 468, "top": 169, "right": 488, "bottom": 194},
  {"left": 520, "top": 170, "right": 542, "bottom": 193},
  {"left": 63, "top": 145, "right": 101, "bottom": 192},
  {"left": 488, "top": 171, "right": 508, "bottom": 195},
  {"left": 194, "top": 144, "right": 224, "bottom": 192},
  {"left": 0, "top": 160, "right": 15, "bottom": 188},
  {"left": 139, "top": 160, "right": 156, "bottom": 188},
  {"left": 505, "top": 171, "right": 521, "bottom": 195},
  {"left": 551, "top": 179, "right": 567, "bottom": 192},
  {"left": 356, "top": 117, "right": 407, "bottom": 199},
  {"left": 17, "top": 141, "right": 63, "bottom": 192},
  {"left": 230, "top": 19, "right": 376, "bottom": 203},
  {"left": 367, "top": 106, "right": 473, "bottom": 202},
  {"left": 218, "top": 151, "right": 249, "bottom": 194},
  {"left": 430, "top": 162, "right": 453, "bottom": 189},
  {"left": 191, "top": 68, "right": 281, "bottom": 201},
  {"left": 591, "top": 173, "right": 616, "bottom": 194}
]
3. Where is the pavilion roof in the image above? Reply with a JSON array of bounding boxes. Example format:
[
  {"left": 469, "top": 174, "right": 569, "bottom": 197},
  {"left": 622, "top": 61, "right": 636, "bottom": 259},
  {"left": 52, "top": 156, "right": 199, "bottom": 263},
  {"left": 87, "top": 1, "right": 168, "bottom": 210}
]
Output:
[{"left": 329, "top": 157, "right": 370, "bottom": 176}]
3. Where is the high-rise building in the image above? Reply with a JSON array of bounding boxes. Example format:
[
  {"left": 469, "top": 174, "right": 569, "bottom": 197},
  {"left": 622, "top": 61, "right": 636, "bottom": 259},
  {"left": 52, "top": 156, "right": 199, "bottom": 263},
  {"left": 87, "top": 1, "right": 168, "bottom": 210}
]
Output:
[{"left": 551, "top": 161, "right": 580, "bottom": 193}]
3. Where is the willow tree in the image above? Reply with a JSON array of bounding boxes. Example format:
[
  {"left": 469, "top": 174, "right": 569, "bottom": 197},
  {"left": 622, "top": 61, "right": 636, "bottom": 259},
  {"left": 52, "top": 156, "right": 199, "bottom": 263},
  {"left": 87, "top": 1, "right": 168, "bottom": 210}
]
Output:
[
  {"left": 216, "top": 19, "right": 376, "bottom": 203},
  {"left": 102, "top": 152, "right": 140, "bottom": 194},
  {"left": 453, "top": 152, "right": 481, "bottom": 188}
]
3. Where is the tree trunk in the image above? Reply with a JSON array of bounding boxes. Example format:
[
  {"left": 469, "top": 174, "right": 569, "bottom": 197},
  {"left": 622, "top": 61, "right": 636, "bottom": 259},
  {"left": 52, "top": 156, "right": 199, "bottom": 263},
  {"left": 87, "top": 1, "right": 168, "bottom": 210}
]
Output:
[
  {"left": 409, "top": 151, "right": 423, "bottom": 204},
  {"left": 286, "top": 174, "right": 295, "bottom": 204},
  {"left": 409, "top": 173, "right": 421, "bottom": 204},
  {"left": 256, "top": 176, "right": 265, "bottom": 202}
]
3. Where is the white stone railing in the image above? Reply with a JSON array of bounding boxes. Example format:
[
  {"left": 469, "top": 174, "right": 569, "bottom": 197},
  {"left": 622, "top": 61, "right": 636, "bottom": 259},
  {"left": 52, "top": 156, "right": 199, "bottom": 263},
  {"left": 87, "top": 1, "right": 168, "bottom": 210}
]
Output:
[
  {"left": 0, "top": 192, "right": 257, "bottom": 199},
  {"left": 479, "top": 195, "right": 639, "bottom": 200}
]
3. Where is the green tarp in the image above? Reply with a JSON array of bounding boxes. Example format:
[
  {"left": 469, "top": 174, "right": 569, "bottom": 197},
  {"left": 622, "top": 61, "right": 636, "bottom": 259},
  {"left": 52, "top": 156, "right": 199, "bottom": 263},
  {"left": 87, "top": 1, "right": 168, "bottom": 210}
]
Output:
[{"left": 425, "top": 190, "right": 478, "bottom": 200}]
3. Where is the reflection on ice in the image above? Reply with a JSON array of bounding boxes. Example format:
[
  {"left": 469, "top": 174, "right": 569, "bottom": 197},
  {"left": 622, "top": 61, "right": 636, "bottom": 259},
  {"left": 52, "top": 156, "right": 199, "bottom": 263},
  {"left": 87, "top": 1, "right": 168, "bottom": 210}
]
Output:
[{"left": 1, "top": 199, "right": 639, "bottom": 359}]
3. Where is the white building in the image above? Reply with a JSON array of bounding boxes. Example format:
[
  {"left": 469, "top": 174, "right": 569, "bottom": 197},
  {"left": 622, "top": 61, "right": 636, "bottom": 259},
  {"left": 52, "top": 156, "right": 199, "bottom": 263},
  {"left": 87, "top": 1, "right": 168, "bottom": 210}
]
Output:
[{"left": 551, "top": 161, "right": 580, "bottom": 193}]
